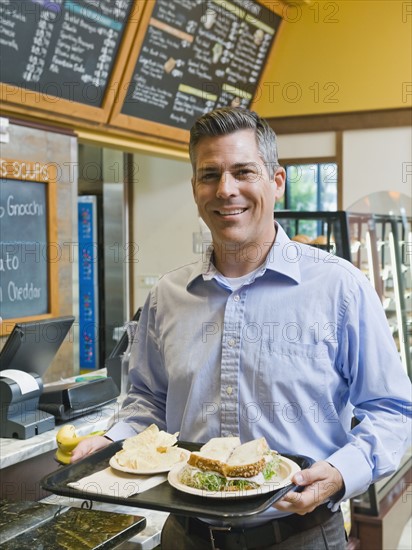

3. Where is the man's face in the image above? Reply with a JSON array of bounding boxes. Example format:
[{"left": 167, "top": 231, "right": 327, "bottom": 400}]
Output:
[{"left": 191, "top": 129, "right": 285, "bottom": 250}]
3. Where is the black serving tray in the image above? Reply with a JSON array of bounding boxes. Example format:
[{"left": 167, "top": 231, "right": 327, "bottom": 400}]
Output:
[{"left": 41, "top": 442, "right": 313, "bottom": 520}]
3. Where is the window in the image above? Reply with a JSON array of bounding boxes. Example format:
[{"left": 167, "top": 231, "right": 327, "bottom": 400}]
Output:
[{"left": 276, "top": 162, "right": 338, "bottom": 212}]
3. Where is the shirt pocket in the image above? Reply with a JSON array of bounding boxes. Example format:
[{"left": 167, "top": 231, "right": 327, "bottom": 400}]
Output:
[{"left": 258, "top": 339, "right": 330, "bottom": 408}]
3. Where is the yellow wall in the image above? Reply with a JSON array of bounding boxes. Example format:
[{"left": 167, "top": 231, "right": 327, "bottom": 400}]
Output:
[{"left": 254, "top": 0, "right": 412, "bottom": 117}]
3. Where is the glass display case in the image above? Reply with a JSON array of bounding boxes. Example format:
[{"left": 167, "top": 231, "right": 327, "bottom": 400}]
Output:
[
  {"left": 273, "top": 209, "right": 351, "bottom": 259},
  {"left": 346, "top": 192, "right": 411, "bottom": 378}
]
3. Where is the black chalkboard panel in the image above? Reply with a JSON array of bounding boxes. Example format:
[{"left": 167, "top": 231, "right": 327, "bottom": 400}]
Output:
[
  {"left": 0, "top": 178, "right": 48, "bottom": 319},
  {"left": 0, "top": 0, "right": 133, "bottom": 107},
  {"left": 120, "top": 0, "right": 282, "bottom": 130}
]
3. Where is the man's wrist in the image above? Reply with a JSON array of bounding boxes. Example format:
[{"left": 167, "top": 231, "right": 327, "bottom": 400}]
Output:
[{"left": 327, "top": 462, "right": 345, "bottom": 499}]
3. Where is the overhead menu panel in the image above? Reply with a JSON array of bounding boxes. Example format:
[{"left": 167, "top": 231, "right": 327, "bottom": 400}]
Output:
[
  {"left": 0, "top": 0, "right": 141, "bottom": 123},
  {"left": 110, "top": 0, "right": 282, "bottom": 143}
]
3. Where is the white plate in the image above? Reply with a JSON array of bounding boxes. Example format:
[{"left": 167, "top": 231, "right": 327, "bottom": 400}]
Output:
[
  {"left": 109, "top": 448, "right": 191, "bottom": 475},
  {"left": 167, "top": 455, "right": 301, "bottom": 499}
]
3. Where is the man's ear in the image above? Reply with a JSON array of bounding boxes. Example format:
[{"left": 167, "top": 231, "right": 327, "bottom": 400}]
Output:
[{"left": 273, "top": 166, "right": 286, "bottom": 200}]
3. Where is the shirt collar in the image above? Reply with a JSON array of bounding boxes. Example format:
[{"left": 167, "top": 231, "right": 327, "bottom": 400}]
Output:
[
  {"left": 186, "top": 222, "right": 301, "bottom": 289},
  {"left": 186, "top": 245, "right": 216, "bottom": 289},
  {"left": 265, "top": 222, "right": 301, "bottom": 283}
]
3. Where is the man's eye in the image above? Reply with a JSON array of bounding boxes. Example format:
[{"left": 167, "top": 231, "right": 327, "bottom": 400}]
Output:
[
  {"left": 236, "top": 169, "right": 255, "bottom": 179},
  {"left": 200, "top": 173, "right": 219, "bottom": 182}
]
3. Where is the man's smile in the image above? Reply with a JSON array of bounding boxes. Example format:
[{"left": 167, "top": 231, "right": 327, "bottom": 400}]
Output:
[{"left": 215, "top": 208, "right": 248, "bottom": 217}]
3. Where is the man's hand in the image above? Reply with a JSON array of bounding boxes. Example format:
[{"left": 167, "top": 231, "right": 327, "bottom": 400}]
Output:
[
  {"left": 70, "top": 435, "right": 112, "bottom": 462},
  {"left": 274, "top": 460, "right": 344, "bottom": 515}
]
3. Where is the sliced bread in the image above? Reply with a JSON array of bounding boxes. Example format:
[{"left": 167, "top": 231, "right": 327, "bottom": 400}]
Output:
[
  {"left": 187, "top": 436, "right": 270, "bottom": 478},
  {"left": 223, "top": 437, "right": 270, "bottom": 477}
]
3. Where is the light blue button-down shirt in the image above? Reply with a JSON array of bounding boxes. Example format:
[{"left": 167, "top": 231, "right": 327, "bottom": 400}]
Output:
[{"left": 107, "top": 223, "right": 411, "bottom": 516}]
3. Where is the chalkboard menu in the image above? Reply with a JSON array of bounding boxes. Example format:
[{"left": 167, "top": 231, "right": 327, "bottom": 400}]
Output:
[
  {"left": 0, "top": 159, "right": 58, "bottom": 328},
  {"left": 118, "top": 0, "right": 282, "bottom": 132},
  {"left": 0, "top": 0, "right": 133, "bottom": 107}
]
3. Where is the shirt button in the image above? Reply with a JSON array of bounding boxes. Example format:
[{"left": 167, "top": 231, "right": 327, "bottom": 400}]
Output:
[
  {"left": 233, "top": 294, "right": 240, "bottom": 302},
  {"left": 228, "top": 338, "right": 235, "bottom": 347},
  {"left": 227, "top": 386, "right": 233, "bottom": 395}
]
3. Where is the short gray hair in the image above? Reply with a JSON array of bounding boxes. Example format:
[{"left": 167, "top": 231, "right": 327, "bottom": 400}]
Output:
[{"left": 189, "top": 107, "right": 280, "bottom": 179}]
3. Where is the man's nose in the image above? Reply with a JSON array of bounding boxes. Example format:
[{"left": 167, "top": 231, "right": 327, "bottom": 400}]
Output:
[{"left": 216, "top": 172, "right": 239, "bottom": 198}]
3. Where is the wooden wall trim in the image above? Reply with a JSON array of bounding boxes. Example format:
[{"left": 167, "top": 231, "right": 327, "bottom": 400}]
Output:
[
  {"left": 267, "top": 108, "right": 412, "bottom": 134},
  {"left": 280, "top": 156, "right": 336, "bottom": 166},
  {"left": 9, "top": 116, "right": 76, "bottom": 136},
  {"left": 7, "top": 107, "right": 410, "bottom": 153},
  {"left": 336, "top": 131, "right": 343, "bottom": 210},
  {"left": 125, "top": 153, "right": 135, "bottom": 319}
]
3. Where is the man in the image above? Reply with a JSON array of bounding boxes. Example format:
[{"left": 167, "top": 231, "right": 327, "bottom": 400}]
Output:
[{"left": 72, "top": 108, "right": 411, "bottom": 549}]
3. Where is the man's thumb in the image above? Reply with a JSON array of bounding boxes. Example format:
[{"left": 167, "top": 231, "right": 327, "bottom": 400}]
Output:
[{"left": 293, "top": 469, "right": 312, "bottom": 486}]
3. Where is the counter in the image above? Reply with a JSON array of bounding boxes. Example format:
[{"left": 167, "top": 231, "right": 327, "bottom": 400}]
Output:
[
  {"left": 0, "top": 400, "right": 121, "bottom": 470},
  {"left": 0, "top": 397, "right": 123, "bottom": 502},
  {"left": 0, "top": 397, "right": 167, "bottom": 548},
  {"left": 40, "top": 495, "right": 168, "bottom": 550}
]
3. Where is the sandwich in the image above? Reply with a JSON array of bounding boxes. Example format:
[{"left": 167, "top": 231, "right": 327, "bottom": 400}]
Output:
[{"left": 179, "top": 436, "right": 280, "bottom": 492}]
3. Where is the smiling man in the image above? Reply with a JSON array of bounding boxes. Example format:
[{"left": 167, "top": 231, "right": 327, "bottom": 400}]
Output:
[
  {"left": 72, "top": 108, "right": 411, "bottom": 550},
  {"left": 190, "top": 124, "right": 285, "bottom": 277}
]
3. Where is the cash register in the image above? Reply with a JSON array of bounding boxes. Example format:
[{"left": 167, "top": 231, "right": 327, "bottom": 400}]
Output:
[{"left": 0, "top": 316, "right": 118, "bottom": 439}]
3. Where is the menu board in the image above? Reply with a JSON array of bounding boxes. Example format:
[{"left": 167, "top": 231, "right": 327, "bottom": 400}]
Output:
[
  {"left": 0, "top": 159, "right": 58, "bottom": 328},
  {"left": 119, "top": 0, "right": 282, "bottom": 131},
  {"left": 0, "top": 0, "right": 133, "bottom": 107}
]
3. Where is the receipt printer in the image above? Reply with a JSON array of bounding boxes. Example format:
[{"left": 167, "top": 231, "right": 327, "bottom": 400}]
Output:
[{"left": 0, "top": 370, "right": 55, "bottom": 439}]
